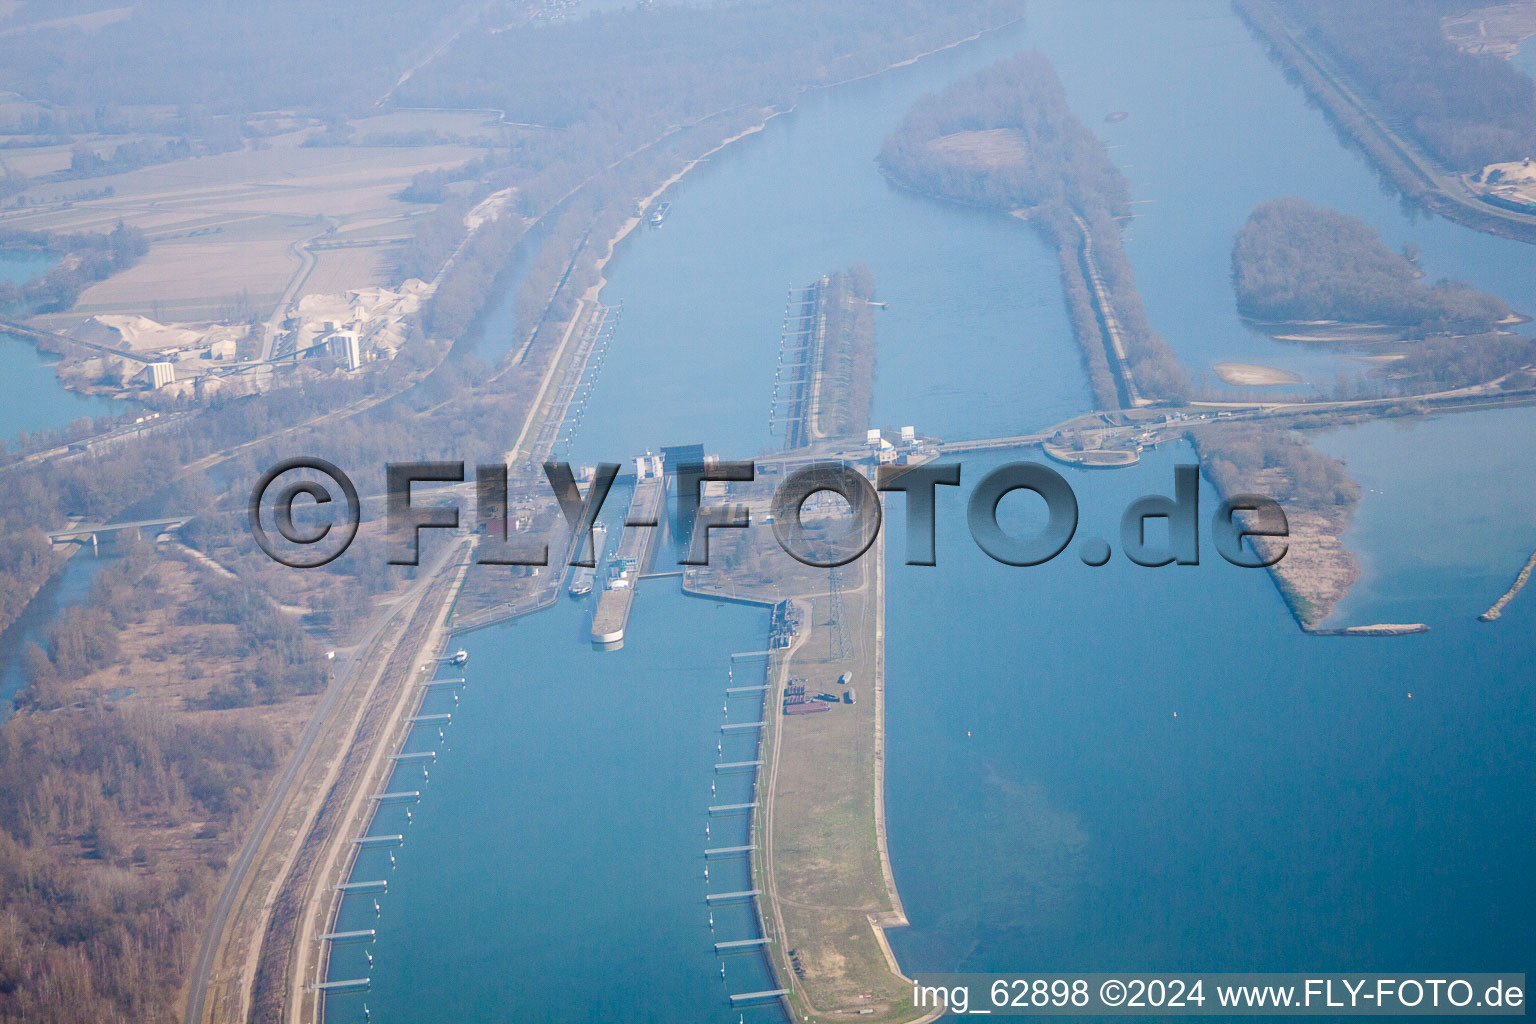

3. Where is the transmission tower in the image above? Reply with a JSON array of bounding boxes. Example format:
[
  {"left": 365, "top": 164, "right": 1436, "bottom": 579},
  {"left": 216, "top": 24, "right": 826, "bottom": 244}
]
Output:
[{"left": 827, "top": 565, "right": 852, "bottom": 661}]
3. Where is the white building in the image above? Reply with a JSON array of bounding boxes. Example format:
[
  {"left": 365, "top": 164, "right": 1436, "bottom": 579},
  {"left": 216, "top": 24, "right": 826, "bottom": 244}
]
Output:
[{"left": 327, "top": 330, "right": 361, "bottom": 371}]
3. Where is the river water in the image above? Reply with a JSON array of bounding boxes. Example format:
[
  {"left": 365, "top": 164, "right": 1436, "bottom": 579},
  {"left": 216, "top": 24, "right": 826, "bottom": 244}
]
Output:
[
  {"left": 328, "top": 1, "right": 1535, "bottom": 1019},
  {"left": 0, "top": 252, "right": 126, "bottom": 442},
  {"left": 0, "top": 550, "right": 107, "bottom": 724},
  {"left": 0, "top": 247, "right": 132, "bottom": 722}
]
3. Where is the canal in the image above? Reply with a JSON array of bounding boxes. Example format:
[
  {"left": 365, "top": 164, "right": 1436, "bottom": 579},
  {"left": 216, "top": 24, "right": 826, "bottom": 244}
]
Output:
[{"left": 330, "top": 1, "right": 1536, "bottom": 1019}]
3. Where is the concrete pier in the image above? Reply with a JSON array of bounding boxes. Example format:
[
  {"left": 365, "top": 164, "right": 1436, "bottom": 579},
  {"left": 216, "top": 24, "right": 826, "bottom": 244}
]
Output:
[
  {"left": 420, "top": 677, "right": 466, "bottom": 689},
  {"left": 313, "top": 978, "right": 371, "bottom": 992},
  {"left": 351, "top": 835, "right": 404, "bottom": 848},
  {"left": 391, "top": 751, "right": 436, "bottom": 763},
  {"left": 409, "top": 713, "right": 451, "bottom": 724},
  {"left": 730, "top": 989, "right": 790, "bottom": 1005},
  {"left": 591, "top": 467, "right": 667, "bottom": 646},
  {"left": 370, "top": 791, "right": 421, "bottom": 804},
  {"left": 706, "top": 889, "right": 760, "bottom": 903},
  {"left": 319, "top": 930, "right": 376, "bottom": 944},
  {"left": 721, "top": 721, "right": 763, "bottom": 732},
  {"left": 715, "top": 937, "right": 771, "bottom": 952},
  {"left": 708, "top": 802, "right": 758, "bottom": 815},
  {"left": 335, "top": 880, "right": 388, "bottom": 894},
  {"left": 705, "top": 845, "right": 754, "bottom": 858},
  {"left": 714, "top": 760, "right": 762, "bottom": 772}
]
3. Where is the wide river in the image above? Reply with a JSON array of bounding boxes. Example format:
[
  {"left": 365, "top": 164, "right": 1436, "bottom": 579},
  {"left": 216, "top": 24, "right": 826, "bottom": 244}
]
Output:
[
  {"left": 0, "top": 253, "right": 128, "bottom": 442},
  {"left": 327, "top": 2, "right": 1535, "bottom": 1020}
]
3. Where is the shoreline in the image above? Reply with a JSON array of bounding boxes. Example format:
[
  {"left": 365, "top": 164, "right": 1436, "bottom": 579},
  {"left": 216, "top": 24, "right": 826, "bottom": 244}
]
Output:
[
  {"left": 285, "top": 541, "right": 474, "bottom": 1024},
  {"left": 1234, "top": 0, "right": 1536, "bottom": 245},
  {"left": 575, "top": 16, "right": 1025, "bottom": 319},
  {"left": 200, "top": 540, "right": 473, "bottom": 1024},
  {"left": 1480, "top": 546, "right": 1536, "bottom": 621},
  {"left": 257, "top": 16, "right": 1030, "bottom": 1023}
]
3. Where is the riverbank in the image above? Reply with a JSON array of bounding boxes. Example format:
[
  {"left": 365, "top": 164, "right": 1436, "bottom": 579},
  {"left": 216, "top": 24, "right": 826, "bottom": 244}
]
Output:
[
  {"left": 286, "top": 541, "right": 474, "bottom": 1024},
  {"left": 191, "top": 539, "right": 472, "bottom": 1024},
  {"left": 1234, "top": 0, "right": 1536, "bottom": 245},
  {"left": 1191, "top": 424, "right": 1363, "bottom": 632},
  {"left": 686, "top": 480, "right": 930, "bottom": 1023}
]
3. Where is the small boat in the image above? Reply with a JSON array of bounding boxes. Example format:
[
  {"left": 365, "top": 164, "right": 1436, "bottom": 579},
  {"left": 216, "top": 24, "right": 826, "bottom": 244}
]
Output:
[
  {"left": 649, "top": 201, "right": 672, "bottom": 226},
  {"left": 568, "top": 565, "right": 597, "bottom": 598}
]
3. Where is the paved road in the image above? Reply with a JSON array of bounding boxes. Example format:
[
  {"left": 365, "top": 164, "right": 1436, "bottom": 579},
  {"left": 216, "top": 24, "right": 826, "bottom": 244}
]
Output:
[
  {"left": 259, "top": 224, "right": 329, "bottom": 362},
  {"left": 181, "top": 542, "right": 459, "bottom": 1024}
]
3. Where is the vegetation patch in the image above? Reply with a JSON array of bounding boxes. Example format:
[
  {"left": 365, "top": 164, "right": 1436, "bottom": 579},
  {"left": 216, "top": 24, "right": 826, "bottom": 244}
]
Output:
[
  {"left": 1233, "top": 197, "right": 1510, "bottom": 332},
  {"left": 879, "top": 51, "right": 1188, "bottom": 405}
]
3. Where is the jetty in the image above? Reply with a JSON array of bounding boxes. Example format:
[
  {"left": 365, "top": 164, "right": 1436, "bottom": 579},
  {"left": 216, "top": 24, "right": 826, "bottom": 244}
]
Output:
[
  {"left": 730, "top": 989, "right": 790, "bottom": 1006},
  {"left": 1481, "top": 547, "right": 1536, "bottom": 621},
  {"left": 708, "top": 802, "right": 758, "bottom": 815},
  {"left": 318, "top": 930, "right": 376, "bottom": 945},
  {"left": 715, "top": 937, "right": 771, "bottom": 953}
]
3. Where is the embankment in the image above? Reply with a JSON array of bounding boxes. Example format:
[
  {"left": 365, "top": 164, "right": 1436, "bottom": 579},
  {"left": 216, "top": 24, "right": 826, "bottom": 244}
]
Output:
[{"left": 1233, "top": 0, "right": 1536, "bottom": 245}]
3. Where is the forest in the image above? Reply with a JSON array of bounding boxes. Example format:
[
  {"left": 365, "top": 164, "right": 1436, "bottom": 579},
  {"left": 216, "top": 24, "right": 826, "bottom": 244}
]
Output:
[
  {"left": 1262, "top": 0, "right": 1536, "bottom": 171},
  {"left": 0, "top": 0, "right": 449, "bottom": 118},
  {"left": 1196, "top": 423, "right": 1360, "bottom": 513},
  {"left": 1232, "top": 197, "right": 1511, "bottom": 331},
  {"left": 0, "top": 5, "right": 1039, "bottom": 1021},
  {"left": 878, "top": 51, "right": 1187, "bottom": 405},
  {"left": 0, "top": 223, "right": 149, "bottom": 314},
  {"left": 0, "top": 537, "right": 308, "bottom": 1024},
  {"left": 394, "top": 0, "right": 1027, "bottom": 354}
]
